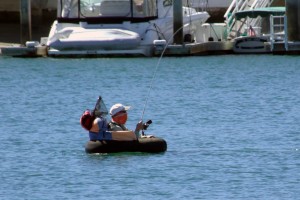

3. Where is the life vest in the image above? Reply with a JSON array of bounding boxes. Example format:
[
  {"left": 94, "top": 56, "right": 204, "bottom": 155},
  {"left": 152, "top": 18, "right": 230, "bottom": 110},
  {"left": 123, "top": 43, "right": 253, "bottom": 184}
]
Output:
[
  {"left": 108, "top": 121, "right": 128, "bottom": 131},
  {"left": 80, "top": 110, "right": 96, "bottom": 131}
]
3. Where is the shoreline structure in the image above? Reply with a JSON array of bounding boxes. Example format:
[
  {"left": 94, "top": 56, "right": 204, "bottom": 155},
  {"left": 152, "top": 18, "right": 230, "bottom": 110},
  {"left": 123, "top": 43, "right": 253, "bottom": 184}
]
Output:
[
  {"left": 1, "top": 0, "right": 293, "bottom": 56},
  {"left": 0, "top": 0, "right": 231, "bottom": 45}
]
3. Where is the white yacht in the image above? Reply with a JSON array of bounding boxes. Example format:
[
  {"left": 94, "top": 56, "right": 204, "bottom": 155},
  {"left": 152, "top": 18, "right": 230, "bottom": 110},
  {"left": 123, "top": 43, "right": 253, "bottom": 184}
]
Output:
[{"left": 47, "top": 0, "right": 210, "bottom": 57}]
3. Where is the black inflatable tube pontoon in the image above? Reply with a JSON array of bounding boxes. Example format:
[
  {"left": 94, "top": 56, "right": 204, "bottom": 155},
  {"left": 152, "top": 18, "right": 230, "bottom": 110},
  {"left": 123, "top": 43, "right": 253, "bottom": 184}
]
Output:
[{"left": 85, "top": 137, "right": 167, "bottom": 153}]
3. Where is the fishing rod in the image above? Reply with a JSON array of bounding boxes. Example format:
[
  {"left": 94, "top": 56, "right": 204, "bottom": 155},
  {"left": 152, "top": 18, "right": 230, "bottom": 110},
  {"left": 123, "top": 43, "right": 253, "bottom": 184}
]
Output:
[{"left": 140, "top": 25, "right": 186, "bottom": 121}]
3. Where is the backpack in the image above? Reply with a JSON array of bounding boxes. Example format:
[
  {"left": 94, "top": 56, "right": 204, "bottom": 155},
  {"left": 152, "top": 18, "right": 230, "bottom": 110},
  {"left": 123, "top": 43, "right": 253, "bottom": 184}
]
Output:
[{"left": 80, "top": 110, "right": 96, "bottom": 131}]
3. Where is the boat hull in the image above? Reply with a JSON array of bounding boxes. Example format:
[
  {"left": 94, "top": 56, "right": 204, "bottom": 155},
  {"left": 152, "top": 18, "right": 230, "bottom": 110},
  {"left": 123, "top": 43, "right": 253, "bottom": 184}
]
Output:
[
  {"left": 233, "top": 36, "right": 270, "bottom": 53},
  {"left": 48, "top": 28, "right": 141, "bottom": 50},
  {"left": 85, "top": 137, "right": 167, "bottom": 153}
]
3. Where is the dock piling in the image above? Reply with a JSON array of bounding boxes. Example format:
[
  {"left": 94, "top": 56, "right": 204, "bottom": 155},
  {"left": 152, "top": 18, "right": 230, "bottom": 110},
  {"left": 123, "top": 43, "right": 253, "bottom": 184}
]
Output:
[
  {"left": 286, "top": 0, "right": 300, "bottom": 41},
  {"left": 173, "top": 0, "right": 183, "bottom": 44},
  {"left": 20, "top": 0, "right": 32, "bottom": 45}
]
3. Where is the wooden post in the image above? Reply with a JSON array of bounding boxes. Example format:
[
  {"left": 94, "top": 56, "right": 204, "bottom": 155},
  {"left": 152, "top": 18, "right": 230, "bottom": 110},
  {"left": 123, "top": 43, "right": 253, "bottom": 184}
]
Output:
[
  {"left": 173, "top": 0, "right": 183, "bottom": 44},
  {"left": 286, "top": 0, "right": 300, "bottom": 41},
  {"left": 20, "top": 0, "right": 32, "bottom": 45}
]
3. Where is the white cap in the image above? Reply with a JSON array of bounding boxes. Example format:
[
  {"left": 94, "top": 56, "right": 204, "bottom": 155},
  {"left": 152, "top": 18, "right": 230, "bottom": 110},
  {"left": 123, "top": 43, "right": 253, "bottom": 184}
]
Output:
[{"left": 110, "top": 103, "right": 131, "bottom": 116}]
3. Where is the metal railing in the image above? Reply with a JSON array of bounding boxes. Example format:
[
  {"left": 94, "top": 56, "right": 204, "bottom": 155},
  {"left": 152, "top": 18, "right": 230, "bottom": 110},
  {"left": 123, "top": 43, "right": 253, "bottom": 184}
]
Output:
[{"left": 270, "top": 15, "right": 288, "bottom": 51}]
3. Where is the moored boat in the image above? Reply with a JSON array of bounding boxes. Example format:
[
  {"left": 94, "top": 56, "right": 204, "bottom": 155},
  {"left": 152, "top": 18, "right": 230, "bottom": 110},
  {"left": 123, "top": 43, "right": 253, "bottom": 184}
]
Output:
[
  {"left": 232, "top": 7, "right": 286, "bottom": 54},
  {"left": 47, "top": 0, "right": 210, "bottom": 57}
]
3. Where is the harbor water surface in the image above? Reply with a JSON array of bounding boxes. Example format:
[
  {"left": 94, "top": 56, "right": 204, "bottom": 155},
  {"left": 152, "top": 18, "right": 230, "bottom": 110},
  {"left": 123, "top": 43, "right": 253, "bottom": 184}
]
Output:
[{"left": 0, "top": 55, "right": 299, "bottom": 199}]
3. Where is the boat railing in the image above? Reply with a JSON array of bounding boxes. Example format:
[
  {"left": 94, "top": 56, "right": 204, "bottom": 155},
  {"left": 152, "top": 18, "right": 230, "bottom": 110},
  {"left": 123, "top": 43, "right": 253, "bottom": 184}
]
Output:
[
  {"left": 250, "top": 0, "right": 273, "bottom": 9},
  {"left": 224, "top": 0, "right": 253, "bottom": 38}
]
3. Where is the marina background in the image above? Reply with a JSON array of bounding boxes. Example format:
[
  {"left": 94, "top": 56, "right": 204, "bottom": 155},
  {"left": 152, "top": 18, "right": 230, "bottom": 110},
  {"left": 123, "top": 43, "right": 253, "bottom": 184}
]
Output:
[
  {"left": 0, "top": 55, "right": 299, "bottom": 199},
  {"left": 0, "top": 0, "right": 291, "bottom": 56},
  {"left": 0, "top": 0, "right": 232, "bottom": 45}
]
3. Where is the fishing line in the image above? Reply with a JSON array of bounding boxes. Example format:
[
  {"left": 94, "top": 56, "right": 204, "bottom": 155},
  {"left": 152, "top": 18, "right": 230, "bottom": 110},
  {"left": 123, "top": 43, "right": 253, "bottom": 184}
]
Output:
[{"left": 140, "top": 25, "right": 186, "bottom": 121}]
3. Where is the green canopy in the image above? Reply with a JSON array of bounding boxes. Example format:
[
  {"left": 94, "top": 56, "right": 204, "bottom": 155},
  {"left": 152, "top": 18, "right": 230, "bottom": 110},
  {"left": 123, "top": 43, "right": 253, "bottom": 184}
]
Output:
[{"left": 235, "top": 7, "right": 285, "bottom": 20}]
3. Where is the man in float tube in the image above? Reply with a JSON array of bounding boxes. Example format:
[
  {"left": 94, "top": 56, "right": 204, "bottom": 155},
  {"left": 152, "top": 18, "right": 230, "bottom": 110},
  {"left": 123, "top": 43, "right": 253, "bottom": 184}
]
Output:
[
  {"left": 80, "top": 97, "right": 147, "bottom": 141},
  {"left": 108, "top": 103, "right": 143, "bottom": 138}
]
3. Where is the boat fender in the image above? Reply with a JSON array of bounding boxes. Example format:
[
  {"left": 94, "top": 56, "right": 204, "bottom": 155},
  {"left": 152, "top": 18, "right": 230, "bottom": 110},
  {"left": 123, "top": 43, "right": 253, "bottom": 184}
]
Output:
[
  {"left": 153, "top": 40, "right": 167, "bottom": 46},
  {"left": 80, "top": 109, "right": 96, "bottom": 131},
  {"left": 26, "top": 41, "right": 39, "bottom": 48}
]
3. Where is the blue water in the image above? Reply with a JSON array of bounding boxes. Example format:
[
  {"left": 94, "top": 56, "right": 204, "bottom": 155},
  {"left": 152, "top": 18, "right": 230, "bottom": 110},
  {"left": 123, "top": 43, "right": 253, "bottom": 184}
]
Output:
[{"left": 0, "top": 55, "right": 299, "bottom": 199}]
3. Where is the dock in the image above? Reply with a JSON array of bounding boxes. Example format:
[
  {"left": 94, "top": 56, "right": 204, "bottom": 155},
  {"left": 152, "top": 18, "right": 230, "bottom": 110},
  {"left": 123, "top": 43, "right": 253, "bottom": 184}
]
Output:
[
  {"left": 2, "top": 40, "right": 299, "bottom": 58},
  {"left": 154, "top": 41, "right": 234, "bottom": 56},
  {"left": 272, "top": 42, "right": 300, "bottom": 55},
  {"left": 0, "top": 40, "right": 47, "bottom": 57},
  {"left": 0, "top": 45, "right": 47, "bottom": 57}
]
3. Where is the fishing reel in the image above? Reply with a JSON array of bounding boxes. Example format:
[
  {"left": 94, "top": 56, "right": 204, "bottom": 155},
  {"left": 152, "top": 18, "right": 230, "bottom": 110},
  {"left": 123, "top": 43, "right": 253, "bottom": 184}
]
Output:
[
  {"left": 142, "top": 120, "right": 152, "bottom": 130},
  {"left": 142, "top": 120, "right": 152, "bottom": 136}
]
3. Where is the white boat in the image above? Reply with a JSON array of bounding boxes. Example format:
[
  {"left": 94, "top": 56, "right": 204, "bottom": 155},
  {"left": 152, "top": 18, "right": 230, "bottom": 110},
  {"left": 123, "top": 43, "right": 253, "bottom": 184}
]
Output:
[
  {"left": 232, "top": 7, "right": 286, "bottom": 54},
  {"left": 47, "top": 0, "right": 210, "bottom": 57},
  {"left": 233, "top": 35, "right": 270, "bottom": 53}
]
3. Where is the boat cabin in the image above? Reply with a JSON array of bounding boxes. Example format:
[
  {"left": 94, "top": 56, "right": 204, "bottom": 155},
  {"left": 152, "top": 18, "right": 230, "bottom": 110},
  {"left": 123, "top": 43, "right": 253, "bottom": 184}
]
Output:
[
  {"left": 57, "top": 0, "right": 158, "bottom": 23},
  {"left": 234, "top": 7, "right": 286, "bottom": 38}
]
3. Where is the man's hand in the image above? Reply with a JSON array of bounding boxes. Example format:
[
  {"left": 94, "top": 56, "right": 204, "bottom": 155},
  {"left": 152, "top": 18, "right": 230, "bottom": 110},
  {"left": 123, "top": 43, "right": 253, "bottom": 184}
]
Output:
[{"left": 135, "top": 120, "right": 143, "bottom": 132}]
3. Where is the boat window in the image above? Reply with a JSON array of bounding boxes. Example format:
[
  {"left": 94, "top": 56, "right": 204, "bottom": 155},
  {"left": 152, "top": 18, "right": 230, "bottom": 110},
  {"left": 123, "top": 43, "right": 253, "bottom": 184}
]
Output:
[
  {"left": 58, "top": 0, "right": 157, "bottom": 21},
  {"left": 59, "top": 0, "right": 80, "bottom": 18}
]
